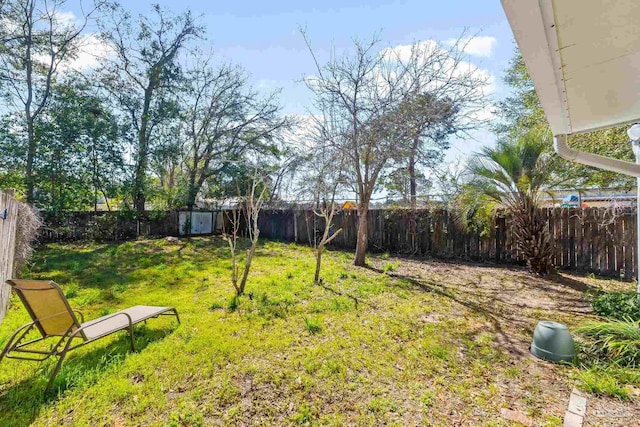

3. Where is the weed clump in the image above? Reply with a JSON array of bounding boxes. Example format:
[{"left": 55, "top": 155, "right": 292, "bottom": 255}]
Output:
[
  {"left": 227, "top": 295, "right": 239, "bottom": 312},
  {"left": 304, "top": 317, "right": 321, "bottom": 334}
]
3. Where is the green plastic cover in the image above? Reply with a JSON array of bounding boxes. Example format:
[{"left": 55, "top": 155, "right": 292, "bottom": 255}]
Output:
[{"left": 530, "top": 320, "right": 576, "bottom": 363}]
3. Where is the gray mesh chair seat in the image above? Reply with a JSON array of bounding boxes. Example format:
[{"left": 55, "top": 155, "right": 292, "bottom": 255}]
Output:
[
  {"left": 0, "top": 280, "right": 180, "bottom": 392},
  {"left": 81, "top": 306, "right": 175, "bottom": 340}
]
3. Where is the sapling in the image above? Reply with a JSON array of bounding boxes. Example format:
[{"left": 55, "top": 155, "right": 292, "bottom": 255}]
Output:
[
  {"left": 222, "top": 170, "right": 268, "bottom": 296},
  {"left": 312, "top": 200, "right": 342, "bottom": 284}
]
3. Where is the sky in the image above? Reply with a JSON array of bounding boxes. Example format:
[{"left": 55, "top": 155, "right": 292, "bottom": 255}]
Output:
[{"left": 74, "top": 0, "right": 518, "bottom": 163}]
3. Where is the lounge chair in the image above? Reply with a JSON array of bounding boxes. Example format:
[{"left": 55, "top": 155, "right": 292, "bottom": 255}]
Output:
[{"left": 0, "top": 279, "right": 179, "bottom": 392}]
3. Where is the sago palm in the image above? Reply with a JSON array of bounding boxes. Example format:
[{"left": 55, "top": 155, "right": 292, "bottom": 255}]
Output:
[{"left": 459, "top": 132, "right": 562, "bottom": 275}]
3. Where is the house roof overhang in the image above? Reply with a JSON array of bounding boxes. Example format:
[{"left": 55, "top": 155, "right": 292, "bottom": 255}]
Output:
[{"left": 501, "top": 0, "right": 640, "bottom": 136}]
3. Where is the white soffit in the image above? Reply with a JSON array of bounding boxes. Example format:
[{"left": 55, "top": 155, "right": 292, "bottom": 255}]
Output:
[{"left": 501, "top": 0, "right": 640, "bottom": 135}]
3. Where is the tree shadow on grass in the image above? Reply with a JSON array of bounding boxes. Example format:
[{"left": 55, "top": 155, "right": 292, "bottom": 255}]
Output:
[
  {"left": 28, "top": 237, "right": 234, "bottom": 292},
  {"left": 0, "top": 325, "right": 175, "bottom": 427},
  {"left": 364, "top": 261, "right": 598, "bottom": 359},
  {"left": 369, "top": 253, "right": 611, "bottom": 290},
  {"left": 371, "top": 266, "right": 530, "bottom": 358}
]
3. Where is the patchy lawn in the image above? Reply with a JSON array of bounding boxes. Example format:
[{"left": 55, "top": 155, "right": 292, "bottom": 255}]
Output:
[{"left": 0, "top": 238, "right": 638, "bottom": 426}]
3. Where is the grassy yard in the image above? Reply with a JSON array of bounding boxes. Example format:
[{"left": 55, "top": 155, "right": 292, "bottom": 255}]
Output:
[{"left": 0, "top": 238, "right": 638, "bottom": 426}]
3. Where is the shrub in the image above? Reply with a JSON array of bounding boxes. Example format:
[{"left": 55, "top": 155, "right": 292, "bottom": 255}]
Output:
[
  {"left": 591, "top": 292, "right": 640, "bottom": 321},
  {"left": 64, "top": 284, "right": 79, "bottom": 299},
  {"left": 576, "top": 319, "right": 640, "bottom": 367}
]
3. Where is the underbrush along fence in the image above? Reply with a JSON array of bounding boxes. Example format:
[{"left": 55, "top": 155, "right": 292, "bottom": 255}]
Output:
[{"left": 38, "top": 207, "right": 638, "bottom": 280}]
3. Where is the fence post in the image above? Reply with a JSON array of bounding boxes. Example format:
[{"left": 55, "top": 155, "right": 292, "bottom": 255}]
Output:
[{"left": 495, "top": 215, "right": 506, "bottom": 263}]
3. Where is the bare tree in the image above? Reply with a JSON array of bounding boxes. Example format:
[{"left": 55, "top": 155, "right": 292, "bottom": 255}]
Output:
[
  {"left": 299, "top": 136, "right": 347, "bottom": 283},
  {"left": 99, "top": 4, "right": 202, "bottom": 212},
  {"left": 302, "top": 33, "right": 396, "bottom": 266},
  {"left": 0, "top": 0, "right": 104, "bottom": 203},
  {"left": 180, "top": 54, "right": 292, "bottom": 208},
  {"left": 387, "top": 37, "right": 489, "bottom": 207},
  {"left": 311, "top": 201, "right": 342, "bottom": 284},
  {"left": 222, "top": 206, "right": 242, "bottom": 294},
  {"left": 302, "top": 31, "right": 489, "bottom": 265},
  {"left": 222, "top": 169, "right": 268, "bottom": 296}
]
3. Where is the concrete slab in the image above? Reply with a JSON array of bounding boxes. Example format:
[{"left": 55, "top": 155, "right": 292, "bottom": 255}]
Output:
[
  {"left": 567, "top": 392, "right": 587, "bottom": 417},
  {"left": 564, "top": 411, "right": 583, "bottom": 427}
]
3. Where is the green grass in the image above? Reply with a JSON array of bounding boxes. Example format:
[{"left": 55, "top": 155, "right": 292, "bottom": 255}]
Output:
[
  {"left": 0, "top": 237, "right": 635, "bottom": 426},
  {"left": 572, "top": 366, "right": 632, "bottom": 400}
]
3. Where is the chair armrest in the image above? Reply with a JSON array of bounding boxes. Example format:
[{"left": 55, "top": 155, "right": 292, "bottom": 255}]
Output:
[
  {"left": 4, "top": 320, "right": 37, "bottom": 338},
  {"left": 72, "top": 310, "right": 85, "bottom": 323}
]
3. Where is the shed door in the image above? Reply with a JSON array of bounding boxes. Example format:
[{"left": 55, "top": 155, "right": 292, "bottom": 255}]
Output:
[
  {"left": 191, "top": 212, "right": 201, "bottom": 234},
  {"left": 199, "top": 212, "right": 212, "bottom": 234}
]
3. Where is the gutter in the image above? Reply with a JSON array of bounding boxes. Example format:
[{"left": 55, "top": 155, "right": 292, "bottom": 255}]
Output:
[{"left": 554, "top": 134, "right": 640, "bottom": 177}]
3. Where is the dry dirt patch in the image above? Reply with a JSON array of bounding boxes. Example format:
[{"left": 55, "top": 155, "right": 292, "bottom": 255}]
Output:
[{"left": 370, "top": 256, "right": 640, "bottom": 426}]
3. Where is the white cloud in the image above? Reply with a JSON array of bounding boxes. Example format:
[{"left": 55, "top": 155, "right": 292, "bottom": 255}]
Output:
[
  {"left": 379, "top": 40, "right": 439, "bottom": 63},
  {"left": 61, "top": 34, "right": 114, "bottom": 72},
  {"left": 445, "top": 36, "right": 497, "bottom": 58},
  {"left": 31, "top": 33, "right": 113, "bottom": 73},
  {"left": 53, "top": 10, "right": 77, "bottom": 25}
]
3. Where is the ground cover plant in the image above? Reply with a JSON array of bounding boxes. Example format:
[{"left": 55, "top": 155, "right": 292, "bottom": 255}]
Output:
[
  {"left": 0, "top": 237, "right": 638, "bottom": 426},
  {"left": 591, "top": 291, "right": 640, "bottom": 321}
]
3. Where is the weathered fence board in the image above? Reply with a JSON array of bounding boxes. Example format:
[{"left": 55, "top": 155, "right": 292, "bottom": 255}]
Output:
[
  {"left": 249, "top": 207, "right": 637, "bottom": 280},
  {"left": 0, "top": 190, "right": 19, "bottom": 323},
  {"left": 39, "top": 206, "right": 639, "bottom": 280}
]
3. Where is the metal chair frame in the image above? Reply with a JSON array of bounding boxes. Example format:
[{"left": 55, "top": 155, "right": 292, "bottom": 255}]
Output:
[{"left": 0, "top": 280, "right": 179, "bottom": 392}]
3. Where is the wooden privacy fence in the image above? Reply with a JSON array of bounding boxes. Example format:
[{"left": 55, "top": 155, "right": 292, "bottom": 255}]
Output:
[
  {"left": 254, "top": 207, "right": 638, "bottom": 280},
  {"left": 39, "top": 211, "right": 180, "bottom": 242},
  {"left": 0, "top": 190, "right": 20, "bottom": 323},
  {"left": 38, "top": 206, "right": 638, "bottom": 280}
]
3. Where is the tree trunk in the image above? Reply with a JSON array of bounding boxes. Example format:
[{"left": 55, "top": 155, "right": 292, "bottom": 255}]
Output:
[
  {"left": 238, "top": 236, "right": 259, "bottom": 295},
  {"left": 186, "top": 169, "right": 198, "bottom": 208},
  {"left": 314, "top": 246, "right": 323, "bottom": 283},
  {"left": 354, "top": 204, "right": 369, "bottom": 266},
  {"left": 132, "top": 168, "right": 146, "bottom": 212},
  {"left": 512, "top": 196, "right": 553, "bottom": 275},
  {"left": 133, "top": 87, "right": 153, "bottom": 213},
  {"left": 409, "top": 137, "right": 419, "bottom": 209},
  {"left": 22, "top": 2, "right": 36, "bottom": 205},
  {"left": 25, "top": 119, "right": 36, "bottom": 204}
]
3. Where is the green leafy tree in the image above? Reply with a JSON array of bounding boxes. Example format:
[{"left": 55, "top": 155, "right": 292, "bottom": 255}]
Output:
[
  {"left": 460, "top": 132, "right": 564, "bottom": 275},
  {"left": 99, "top": 4, "right": 203, "bottom": 212},
  {"left": 180, "top": 56, "right": 291, "bottom": 208},
  {"left": 0, "top": 80, "right": 122, "bottom": 211},
  {"left": 0, "top": 0, "right": 103, "bottom": 203},
  {"left": 32, "top": 80, "right": 121, "bottom": 211}
]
